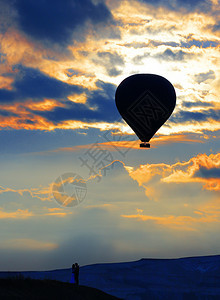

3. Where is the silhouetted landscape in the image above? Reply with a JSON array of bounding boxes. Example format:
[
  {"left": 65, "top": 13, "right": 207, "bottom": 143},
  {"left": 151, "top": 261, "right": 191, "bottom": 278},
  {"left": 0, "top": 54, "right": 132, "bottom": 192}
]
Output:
[
  {"left": 0, "top": 255, "right": 219, "bottom": 299},
  {"left": 0, "top": 277, "right": 121, "bottom": 300}
]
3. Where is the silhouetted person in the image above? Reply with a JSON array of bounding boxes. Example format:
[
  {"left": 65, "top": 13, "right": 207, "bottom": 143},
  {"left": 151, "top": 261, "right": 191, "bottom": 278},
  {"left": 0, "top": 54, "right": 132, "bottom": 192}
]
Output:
[
  {"left": 74, "top": 263, "right": 79, "bottom": 286},
  {"left": 70, "top": 264, "right": 76, "bottom": 284}
]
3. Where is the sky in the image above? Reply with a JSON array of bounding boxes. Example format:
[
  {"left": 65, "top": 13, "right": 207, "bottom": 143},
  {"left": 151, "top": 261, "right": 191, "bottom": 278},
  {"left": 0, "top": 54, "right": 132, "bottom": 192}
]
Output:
[{"left": 0, "top": 0, "right": 219, "bottom": 271}]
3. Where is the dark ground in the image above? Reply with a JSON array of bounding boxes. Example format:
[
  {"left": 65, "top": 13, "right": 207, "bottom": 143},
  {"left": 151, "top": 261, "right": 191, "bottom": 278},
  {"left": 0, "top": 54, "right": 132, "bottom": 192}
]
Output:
[{"left": 0, "top": 277, "right": 122, "bottom": 300}]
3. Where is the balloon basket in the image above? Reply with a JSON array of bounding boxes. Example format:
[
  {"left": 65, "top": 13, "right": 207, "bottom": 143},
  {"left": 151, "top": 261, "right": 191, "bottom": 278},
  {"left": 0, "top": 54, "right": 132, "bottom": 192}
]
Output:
[{"left": 140, "top": 143, "right": 150, "bottom": 148}]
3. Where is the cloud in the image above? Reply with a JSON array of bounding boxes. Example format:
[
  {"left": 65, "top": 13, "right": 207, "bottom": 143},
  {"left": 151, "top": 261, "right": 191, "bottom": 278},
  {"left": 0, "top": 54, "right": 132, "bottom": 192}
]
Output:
[
  {"left": 123, "top": 42, "right": 150, "bottom": 48},
  {"left": 0, "top": 238, "right": 58, "bottom": 250},
  {"left": 161, "top": 153, "right": 220, "bottom": 191},
  {"left": 137, "top": 0, "right": 213, "bottom": 12},
  {"left": 209, "top": 21, "right": 220, "bottom": 33},
  {"left": 44, "top": 211, "right": 73, "bottom": 217},
  {"left": 132, "top": 48, "right": 194, "bottom": 65},
  {"left": 0, "top": 188, "right": 73, "bottom": 218},
  {"left": 194, "top": 70, "right": 216, "bottom": 84},
  {"left": 0, "top": 66, "right": 82, "bottom": 103},
  {"left": 0, "top": 109, "right": 17, "bottom": 117},
  {"left": 155, "top": 49, "right": 194, "bottom": 61},
  {"left": 0, "top": 208, "right": 33, "bottom": 219},
  {"left": 180, "top": 39, "right": 219, "bottom": 49},
  {"left": 182, "top": 101, "right": 214, "bottom": 108},
  {"left": 194, "top": 167, "right": 220, "bottom": 179},
  {"left": 35, "top": 80, "right": 119, "bottom": 124},
  {"left": 84, "top": 133, "right": 204, "bottom": 151},
  {"left": 0, "top": 0, "right": 16, "bottom": 34},
  {"left": 14, "top": 0, "right": 113, "bottom": 45},
  {"left": 125, "top": 153, "right": 220, "bottom": 199},
  {"left": 170, "top": 109, "right": 220, "bottom": 123},
  {"left": 0, "top": 0, "right": 219, "bottom": 138},
  {"left": 94, "top": 51, "right": 125, "bottom": 77},
  {"left": 121, "top": 211, "right": 220, "bottom": 231},
  {"left": 0, "top": 66, "right": 120, "bottom": 129},
  {"left": 148, "top": 40, "right": 180, "bottom": 47},
  {"left": 0, "top": 184, "right": 52, "bottom": 202},
  {"left": 0, "top": 89, "right": 15, "bottom": 102}
]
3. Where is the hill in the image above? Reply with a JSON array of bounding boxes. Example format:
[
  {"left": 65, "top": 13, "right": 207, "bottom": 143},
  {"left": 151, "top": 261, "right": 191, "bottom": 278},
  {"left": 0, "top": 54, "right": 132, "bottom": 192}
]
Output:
[
  {"left": 0, "top": 277, "right": 121, "bottom": 300},
  {"left": 0, "top": 255, "right": 220, "bottom": 299}
]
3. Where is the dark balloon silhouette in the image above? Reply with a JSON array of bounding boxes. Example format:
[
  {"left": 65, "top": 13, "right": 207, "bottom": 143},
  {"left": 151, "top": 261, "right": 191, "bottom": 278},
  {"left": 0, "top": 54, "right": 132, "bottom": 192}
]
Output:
[{"left": 115, "top": 74, "right": 176, "bottom": 148}]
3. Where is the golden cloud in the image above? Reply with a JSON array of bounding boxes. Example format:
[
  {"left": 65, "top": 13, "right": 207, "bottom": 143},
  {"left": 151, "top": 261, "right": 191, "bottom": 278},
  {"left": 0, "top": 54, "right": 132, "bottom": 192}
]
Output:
[
  {"left": 0, "top": 209, "right": 33, "bottom": 219},
  {"left": 121, "top": 210, "right": 220, "bottom": 231},
  {"left": 45, "top": 212, "right": 72, "bottom": 217},
  {"left": 0, "top": 0, "right": 219, "bottom": 136},
  {"left": 0, "top": 184, "right": 52, "bottom": 202},
  {"left": 126, "top": 153, "right": 220, "bottom": 196}
]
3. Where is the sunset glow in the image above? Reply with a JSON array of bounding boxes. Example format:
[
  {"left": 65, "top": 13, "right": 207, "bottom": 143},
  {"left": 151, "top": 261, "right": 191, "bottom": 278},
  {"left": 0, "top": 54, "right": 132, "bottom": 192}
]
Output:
[{"left": 0, "top": 0, "right": 219, "bottom": 271}]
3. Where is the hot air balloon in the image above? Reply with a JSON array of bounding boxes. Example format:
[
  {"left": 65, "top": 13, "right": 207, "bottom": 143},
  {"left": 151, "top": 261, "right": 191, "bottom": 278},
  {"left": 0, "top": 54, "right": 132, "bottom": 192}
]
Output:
[{"left": 115, "top": 74, "right": 176, "bottom": 148}]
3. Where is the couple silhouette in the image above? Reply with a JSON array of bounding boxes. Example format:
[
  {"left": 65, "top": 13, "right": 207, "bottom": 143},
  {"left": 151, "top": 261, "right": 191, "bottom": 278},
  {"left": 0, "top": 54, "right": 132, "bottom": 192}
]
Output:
[{"left": 70, "top": 263, "right": 79, "bottom": 285}]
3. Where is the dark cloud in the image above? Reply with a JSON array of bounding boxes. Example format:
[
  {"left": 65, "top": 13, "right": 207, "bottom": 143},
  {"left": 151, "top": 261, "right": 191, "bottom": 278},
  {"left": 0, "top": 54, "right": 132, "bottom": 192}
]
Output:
[
  {"left": 108, "top": 68, "right": 122, "bottom": 77},
  {"left": 149, "top": 41, "right": 180, "bottom": 48},
  {"left": 132, "top": 48, "right": 194, "bottom": 64},
  {"left": 126, "top": 39, "right": 219, "bottom": 50},
  {"left": 0, "top": 66, "right": 82, "bottom": 103},
  {"left": 138, "top": 0, "right": 212, "bottom": 12},
  {"left": 94, "top": 51, "right": 125, "bottom": 77},
  {"left": 0, "top": 66, "right": 120, "bottom": 125},
  {"left": 194, "top": 167, "right": 220, "bottom": 179},
  {"left": 0, "top": 110, "right": 17, "bottom": 117},
  {"left": 155, "top": 49, "right": 193, "bottom": 61},
  {"left": 132, "top": 54, "right": 148, "bottom": 65},
  {"left": 170, "top": 109, "right": 220, "bottom": 123},
  {"left": 0, "top": 89, "right": 15, "bottom": 102},
  {"left": 35, "top": 80, "right": 120, "bottom": 123},
  {"left": 182, "top": 101, "right": 213, "bottom": 108},
  {"left": 97, "top": 52, "right": 124, "bottom": 66},
  {"left": 0, "top": 0, "right": 15, "bottom": 34},
  {"left": 194, "top": 70, "right": 215, "bottom": 84},
  {"left": 180, "top": 39, "right": 219, "bottom": 49},
  {"left": 211, "top": 22, "right": 220, "bottom": 32},
  {"left": 15, "top": 0, "right": 113, "bottom": 45}
]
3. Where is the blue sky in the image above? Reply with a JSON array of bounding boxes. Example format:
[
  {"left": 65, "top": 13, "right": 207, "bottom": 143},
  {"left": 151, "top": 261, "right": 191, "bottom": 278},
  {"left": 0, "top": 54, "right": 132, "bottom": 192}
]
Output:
[{"left": 0, "top": 0, "right": 219, "bottom": 271}]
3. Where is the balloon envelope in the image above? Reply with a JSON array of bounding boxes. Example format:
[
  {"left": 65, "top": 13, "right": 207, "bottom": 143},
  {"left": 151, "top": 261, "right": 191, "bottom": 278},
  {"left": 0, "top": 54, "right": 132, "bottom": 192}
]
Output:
[{"left": 115, "top": 74, "right": 176, "bottom": 144}]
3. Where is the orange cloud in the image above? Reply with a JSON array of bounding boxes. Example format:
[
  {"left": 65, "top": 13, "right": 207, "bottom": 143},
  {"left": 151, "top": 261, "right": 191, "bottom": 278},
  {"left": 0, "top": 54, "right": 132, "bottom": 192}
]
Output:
[
  {"left": 0, "top": 209, "right": 33, "bottom": 219},
  {"left": 0, "top": 28, "right": 102, "bottom": 92},
  {"left": 0, "top": 185, "right": 54, "bottom": 205},
  {"left": 0, "top": 113, "right": 56, "bottom": 131},
  {"left": 0, "top": 0, "right": 219, "bottom": 138},
  {"left": 99, "top": 134, "right": 205, "bottom": 150},
  {"left": 25, "top": 99, "right": 64, "bottom": 111},
  {"left": 0, "top": 75, "right": 14, "bottom": 90},
  {"left": 47, "top": 207, "right": 73, "bottom": 216},
  {"left": 45, "top": 212, "right": 72, "bottom": 217},
  {"left": 121, "top": 209, "right": 220, "bottom": 231},
  {"left": 0, "top": 206, "right": 73, "bottom": 219},
  {"left": 47, "top": 207, "right": 64, "bottom": 212},
  {"left": 33, "top": 134, "right": 205, "bottom": 156},
  {"left": 162, "top": 153, "right": 220, "bottom": 188},
  {"left": 126, "top": 153, "right": 220, "bottom": 196},
  {"left": 0, "top": 99, "right": 67, "bottom": 130}
]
